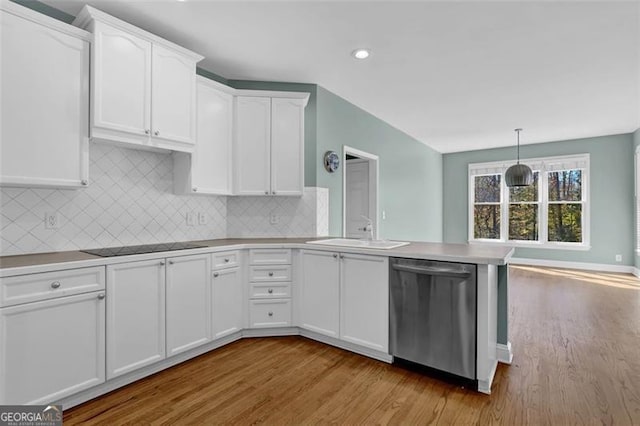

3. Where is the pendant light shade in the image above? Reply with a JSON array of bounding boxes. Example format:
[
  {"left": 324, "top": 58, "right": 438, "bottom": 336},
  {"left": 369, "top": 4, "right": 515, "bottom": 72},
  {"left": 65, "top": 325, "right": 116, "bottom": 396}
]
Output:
[{"left": 505, "top": 128, "right": 533, "bottom": 187}]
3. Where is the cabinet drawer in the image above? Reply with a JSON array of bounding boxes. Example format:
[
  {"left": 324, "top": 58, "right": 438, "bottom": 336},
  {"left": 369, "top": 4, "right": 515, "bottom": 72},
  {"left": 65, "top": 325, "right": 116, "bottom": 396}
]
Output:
[
  {"left": 0, "top": 266, "right": 105, "bottom": 307},
  {"left": 249, "top": 249, "right": 291, "bottom": 265},
  {"left": 249, "top": 265, "right": 291, "bottom": 282},
  {"left": 249, "top": 299, "right": 291, "bottom": 328},
  {"left": 212, "top": 250, "right": 240, "bottom": 270},
  {"left": 250, "top": 282, "right": 291, "bottom": 299}
]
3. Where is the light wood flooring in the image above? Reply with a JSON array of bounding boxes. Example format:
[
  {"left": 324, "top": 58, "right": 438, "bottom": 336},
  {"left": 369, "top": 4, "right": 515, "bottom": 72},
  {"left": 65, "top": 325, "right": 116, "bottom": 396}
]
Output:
[{"left": 64, "top": 266, "right": 640, "bottom": 425}]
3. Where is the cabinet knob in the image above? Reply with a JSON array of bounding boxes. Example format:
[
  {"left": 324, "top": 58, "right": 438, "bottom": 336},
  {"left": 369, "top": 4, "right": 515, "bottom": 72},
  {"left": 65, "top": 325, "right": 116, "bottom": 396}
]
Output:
[
  {"left": 268, "top": 272, "right": 274, "bottom": 277},
  {"left": 213, "top": 272, "right": 219, "bottom": 278},
  {"left": 268, "top": 311, "right": 273, "bottom": 317},
  {"left": 159, "top": 261, "right": 165, "bottom": 266},
  {"left": 97, "top": 293, "right": 105, "bottom": 300},
  {"left": 144, "top": 129, "right": 150, "bottom": 135},
  {"left": 224, "top": 258, "right": 229, "bottom": 263},
  {"left": 264, "top": 191, "right": 269, "bottom": 195},
  {"left": 154, "top": 130, "right": 160, "bottom": 136},
  {"left": 333, "top": 253, "right": 338, "bottom": 258},
  {"left": 268, "top": 288, "right": 273, "bottom": 294},
  {"left": 50, "top": 281, "right": 61, "bottom": 289},
  {"left": 169, "top": 260, "right": 174, "bottom": 265},
  {"left": 340, "top": 254, "right": 344, "bottom": 259},
  {"left": 272, "top": 191, "right": 276, "bottom": 195},
  {"left": 192, "top": 187, "right": 198, "bottom": 192},
  {"left": 81, "top": 180, "right": 88, "bottom": 186}
]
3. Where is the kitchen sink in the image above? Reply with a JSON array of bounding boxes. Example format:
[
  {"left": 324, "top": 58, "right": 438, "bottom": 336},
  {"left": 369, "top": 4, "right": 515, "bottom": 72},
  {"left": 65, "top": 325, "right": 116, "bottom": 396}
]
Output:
[{"left": 306, "top": 238, "right": 410, "bottom": 250}]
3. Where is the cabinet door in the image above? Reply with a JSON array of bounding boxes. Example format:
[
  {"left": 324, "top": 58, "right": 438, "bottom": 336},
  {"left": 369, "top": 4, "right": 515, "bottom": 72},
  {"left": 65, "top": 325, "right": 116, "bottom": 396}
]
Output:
[
  {"left": 234, "top": 96, "right": 271, "bottom": 195},
  {"left": 0, "top": 292, "right": 105, "bottom": 405},
  {"left": 1, "top": 10, "right": 89, "bottom": 188},
  {"left": 92, "top": 21, "right": 151, "bottom": 141},
  {"left": 300, "top": 250, "right": 340, "bottom": 338},
  {"left": 151, "top": 44, "right": 196, "bottom": 148},
  {"left": 340, "top": 254, "right": 389, "bottom": 352},
  {"left": 192, "top": 78, "right": 233, "bottom": 194},
  {"left": 106, "top": 260, "right": 165, "bottom": 379},
  {"left": 166, "top": 254, "right": 211, "bottom": 356},
  {"left": 271, "top": 98, "right": 305, "bottom": 196},
  {"left": 212, "top": 267, "right": 243, "bottom": 339}
]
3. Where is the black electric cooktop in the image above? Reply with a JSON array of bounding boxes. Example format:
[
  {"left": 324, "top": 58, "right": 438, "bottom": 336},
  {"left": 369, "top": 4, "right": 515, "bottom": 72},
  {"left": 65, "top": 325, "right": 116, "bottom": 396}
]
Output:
[{"left": 81, "top": 242, "right": 206, "bottom": 257}]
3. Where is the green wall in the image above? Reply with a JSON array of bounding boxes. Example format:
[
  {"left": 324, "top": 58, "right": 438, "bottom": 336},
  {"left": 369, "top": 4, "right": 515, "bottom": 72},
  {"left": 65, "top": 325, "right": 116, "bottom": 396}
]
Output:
[
  {"left": 444, "top": 134, "right": 636, "bottom": 266},
  {"left": 635, "top": 129, "right": 640, "bottom": 270},
  {"left": 315, "top": 87, "right": 443, "bottom": 240}
]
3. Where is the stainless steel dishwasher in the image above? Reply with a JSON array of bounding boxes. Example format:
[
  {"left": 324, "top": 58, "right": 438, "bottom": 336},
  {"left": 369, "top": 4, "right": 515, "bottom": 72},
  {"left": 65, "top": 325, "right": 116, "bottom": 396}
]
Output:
[{"left": 389, "top": 258, "right": 477, "bottom": 382}]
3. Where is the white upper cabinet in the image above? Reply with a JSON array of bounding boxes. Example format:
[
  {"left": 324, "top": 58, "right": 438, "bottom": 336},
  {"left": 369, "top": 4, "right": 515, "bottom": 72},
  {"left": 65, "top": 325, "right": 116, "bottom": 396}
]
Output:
[
  {"left": 74, "top": 5, "right": 203, "bottom": 153},
  {"left": 174, "top": 77, "right": 234, "bottom": 195},
  {"left": 234, "top": 94, "right": 308, "bottom": 196},
  {"left": 0, "top": 2, "right": 90, "bottom": 188}
]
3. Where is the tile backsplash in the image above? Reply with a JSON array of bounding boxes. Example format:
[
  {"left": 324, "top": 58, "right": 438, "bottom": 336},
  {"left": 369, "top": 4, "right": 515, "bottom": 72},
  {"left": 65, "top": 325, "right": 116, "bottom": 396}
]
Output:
[{"left": 0, "top": 143, "right": 329, "bottom": 256}]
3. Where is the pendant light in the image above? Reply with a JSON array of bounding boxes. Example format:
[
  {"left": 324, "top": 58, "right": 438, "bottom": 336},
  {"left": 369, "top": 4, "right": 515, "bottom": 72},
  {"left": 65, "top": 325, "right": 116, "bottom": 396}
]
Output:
[{"left": 505, "top": 128, "right": 533, "bottom": 187}]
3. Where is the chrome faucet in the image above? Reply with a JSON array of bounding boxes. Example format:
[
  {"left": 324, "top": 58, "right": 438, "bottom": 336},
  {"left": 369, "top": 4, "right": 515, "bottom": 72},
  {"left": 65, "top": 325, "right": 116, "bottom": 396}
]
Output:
[{"left": 359, "top": 215, "right": 374, "bottom": 240}]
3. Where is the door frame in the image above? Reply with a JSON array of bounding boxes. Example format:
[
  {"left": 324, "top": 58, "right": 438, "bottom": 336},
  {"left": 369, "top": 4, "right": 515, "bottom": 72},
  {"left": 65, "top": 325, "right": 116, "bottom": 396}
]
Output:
[{"left": 342, "top": 145, "right": 379, "bottom": 239}]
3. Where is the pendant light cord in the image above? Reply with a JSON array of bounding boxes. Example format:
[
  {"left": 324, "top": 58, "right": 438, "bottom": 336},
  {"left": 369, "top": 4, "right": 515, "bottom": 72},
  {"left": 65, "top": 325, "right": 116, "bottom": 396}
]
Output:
[{"left": 515, "top": 128, "right": 523, "bottom": 164}]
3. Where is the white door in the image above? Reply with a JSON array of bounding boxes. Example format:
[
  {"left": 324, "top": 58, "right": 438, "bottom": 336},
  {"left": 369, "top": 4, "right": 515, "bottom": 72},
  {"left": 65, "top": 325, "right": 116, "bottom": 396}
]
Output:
[
  {"left": 340, "top": 253, "right": 389, "bottom": 352},
  {"left": 271, "top": 98, "right": 304, "bottom": 196},
  {"left": 234, "top": 96, "right": 271, "bottom": 195},
  {"left": 212, "top": 267, "right": 243, "bottom": 339},
  {"left": 345, "top": 160, "right": 370, "bottom": 238},
  {"left": 92, "top": 21, "right": 151, "bottom": 140},
  {"left": 0, "top": 292, "right": 106, "bottom": 405},
  {"left": 300, "top": 250, "right": 340, "bottom": 338},
  {"left": 1, "top": 10, "right": 89, "bottom": 188},
  {"left": 192, "top": 77, "right": 233, "bottom": 194},
  {"left": 151, "top": 43, "right": 196, "bottom": 148},
  {"left": 106, "top": 260, "right": 166, "bottom": 379},
  {"left": 166, "top": 254, "right": 211, "bottom": 356}
]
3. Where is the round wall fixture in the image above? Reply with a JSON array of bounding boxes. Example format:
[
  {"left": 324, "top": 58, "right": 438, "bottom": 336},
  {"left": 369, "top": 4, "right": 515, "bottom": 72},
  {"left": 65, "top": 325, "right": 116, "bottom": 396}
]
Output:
[{"left": 323, "top": 151, "right": 340, "bottom": 173}]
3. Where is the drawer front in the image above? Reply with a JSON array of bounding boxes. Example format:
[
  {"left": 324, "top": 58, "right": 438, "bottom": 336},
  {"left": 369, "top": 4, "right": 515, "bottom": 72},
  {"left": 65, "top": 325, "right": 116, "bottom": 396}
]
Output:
[
  {"left": 0, "top": 266, "right": 106, "bottom": 307},
  {"left": 250, "top": 282, "right": 291, "bottom": 299},
  {"left": 249, "top": 299, "right": 291, "bottom": 328},
  {"left": 249, "top": 265, "right": 291, "bottom": 282},
  {"left": 212, "top": 251, "right": 240, "bottom": 270},
  {"left": 249, "top": 249, "right": 291, "bottom": 265}
]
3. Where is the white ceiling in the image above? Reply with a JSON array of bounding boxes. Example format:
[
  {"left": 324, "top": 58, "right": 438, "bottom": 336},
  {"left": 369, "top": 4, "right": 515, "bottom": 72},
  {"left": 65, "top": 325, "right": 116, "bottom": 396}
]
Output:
[{"left": 44, "top": 0, "right": 640, "bottom": 153}]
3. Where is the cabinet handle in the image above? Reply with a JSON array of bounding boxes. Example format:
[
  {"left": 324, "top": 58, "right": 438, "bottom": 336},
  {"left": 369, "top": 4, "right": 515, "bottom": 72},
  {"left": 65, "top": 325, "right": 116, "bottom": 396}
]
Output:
[
  {"left": 81, "top": 180, "right": 88, "bottom": 186},
  {"left": 333, "top": 253, "right": 338, "bottom": 258},
  {"left": 154, "top": 130, "right": 160, "bottom": 136},
  {"left": 192, "top": 187, "right": 198, "bottom": 192},
  {"left": 97, "top": 293, "right": 105, "bottom": 300},
  {"left": 268, "top": 311, "right": 273, "bottom": 317},
  {"left": 268, "top": 288, "right": 273, "bottom": 294},
  {"left": 144, "top": 129, "right": 150, "bottom": 135},
  {"left": 268, "top": 272, "right": 274, "bottom": 277},
  {"left": 213, "top": 272, "right": 219, "bottom": 278},
  {"left": 224, "top": 258, "right": 230, "bottom": 263},
  {"left": 50, "top": 281, "right": 61, "bottom": 289},
  {"left": 159, "top": 261, "right": 165, "bottom": 266}
]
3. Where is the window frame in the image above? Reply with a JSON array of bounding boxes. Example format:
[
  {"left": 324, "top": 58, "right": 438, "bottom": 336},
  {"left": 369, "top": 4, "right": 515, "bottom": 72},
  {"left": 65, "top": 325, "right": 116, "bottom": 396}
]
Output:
[{"left": 468, "top": 153, "right": 590, "bottom": 250}]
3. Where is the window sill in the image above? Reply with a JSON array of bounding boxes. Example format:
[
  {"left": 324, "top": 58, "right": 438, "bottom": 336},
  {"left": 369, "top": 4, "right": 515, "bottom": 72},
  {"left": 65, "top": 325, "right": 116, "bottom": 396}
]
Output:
[{"left": 468, "top": 240, "right": 591, "bottom": 251}]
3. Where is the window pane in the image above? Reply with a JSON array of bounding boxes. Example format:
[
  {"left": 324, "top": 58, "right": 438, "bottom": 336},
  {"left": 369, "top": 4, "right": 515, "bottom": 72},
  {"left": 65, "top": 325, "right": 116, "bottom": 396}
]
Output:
[
  {"left": 474, "top": 205, "right": 501, "bottom": 239},
  {"left": 548, "top": 170, "right": 582, "bottom": 201},
  {"left": 509, "top": 171, "right": 539, "bottom": 202},
  {"left": 548, "top": 204, "right": 582, "bottom": 242},
  {"left": 474, "top": 175, "right": 501, "bottom": 203},
  {"left": 509, "top": 204, "right": 539, "bottom": 240}
]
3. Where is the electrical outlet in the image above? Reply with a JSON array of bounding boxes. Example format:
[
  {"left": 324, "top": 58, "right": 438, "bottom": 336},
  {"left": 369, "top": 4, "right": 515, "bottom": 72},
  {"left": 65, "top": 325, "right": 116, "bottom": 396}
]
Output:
[
  {"left": 186, "top": 212, "right": 196, "bottom": 226},
  {"left": 44, "top": 212, "right": 59, "bottom": 229},
  {"left": 270, "top": 213, "right": 279, "bottom": 225},
  {"left": 615, "top": 254, "right": 622, "bottom": 262},
  {"left": 382, "top": 210, "right": 386, "bottom": 220},
  {"left": 198, "top": 212, "right": 207, "bottom": 225}
]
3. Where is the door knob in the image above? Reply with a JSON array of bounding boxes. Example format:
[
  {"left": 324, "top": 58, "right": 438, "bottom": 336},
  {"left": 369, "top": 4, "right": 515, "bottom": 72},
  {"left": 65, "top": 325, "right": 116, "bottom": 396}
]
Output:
[{"left": 97, "top": 293, "right": 106, "bottom": 300}]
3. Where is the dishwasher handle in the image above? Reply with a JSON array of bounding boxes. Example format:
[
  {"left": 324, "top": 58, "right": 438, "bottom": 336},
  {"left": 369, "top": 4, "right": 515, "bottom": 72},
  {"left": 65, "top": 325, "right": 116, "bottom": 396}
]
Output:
[{"left": 391, "top": 263, "right": 472, "bottom": 278}]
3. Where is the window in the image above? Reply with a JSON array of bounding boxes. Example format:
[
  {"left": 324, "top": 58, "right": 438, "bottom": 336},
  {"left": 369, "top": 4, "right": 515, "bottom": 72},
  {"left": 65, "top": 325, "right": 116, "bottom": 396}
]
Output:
[{"left": 469, "top": 154, "right": 590, "bottom": 249}]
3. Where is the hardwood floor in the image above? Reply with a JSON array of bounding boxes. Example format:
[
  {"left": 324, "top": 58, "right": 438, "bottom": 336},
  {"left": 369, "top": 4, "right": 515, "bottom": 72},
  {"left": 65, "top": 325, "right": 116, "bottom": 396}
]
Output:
[{"left": 64, "top": 266, "right": 640, "bottom": 425}]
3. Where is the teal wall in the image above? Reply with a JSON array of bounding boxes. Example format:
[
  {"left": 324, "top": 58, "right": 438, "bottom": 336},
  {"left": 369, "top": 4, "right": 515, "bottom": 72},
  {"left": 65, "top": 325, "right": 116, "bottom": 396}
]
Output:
[
  {"left": 444, "top": 134, "right": 636, "bottom": 266},
  {"left": 11, "top": 0, "right": 74, "bottom": 23},
  {"left": 315, "top": 86, "right": 443, "bottom": 240},
  {"left": 635, "top": 129, "right": 640, "bottom": 269}
]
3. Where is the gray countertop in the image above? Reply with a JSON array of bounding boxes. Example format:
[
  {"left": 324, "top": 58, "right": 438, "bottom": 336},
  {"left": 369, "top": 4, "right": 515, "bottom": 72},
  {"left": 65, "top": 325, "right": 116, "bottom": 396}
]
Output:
[{"left": 0, "top": 238, "right": 514, "bottom": 275}]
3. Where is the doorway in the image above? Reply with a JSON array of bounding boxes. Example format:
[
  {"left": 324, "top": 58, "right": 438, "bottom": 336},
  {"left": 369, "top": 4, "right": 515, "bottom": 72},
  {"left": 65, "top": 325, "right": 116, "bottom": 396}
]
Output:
[{"left": 342, "top": 146, "right": 379, "bottom": 239}]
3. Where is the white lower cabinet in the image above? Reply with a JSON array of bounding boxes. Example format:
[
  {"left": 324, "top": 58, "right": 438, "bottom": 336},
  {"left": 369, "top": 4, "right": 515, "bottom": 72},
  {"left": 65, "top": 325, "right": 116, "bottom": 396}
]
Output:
[
  {"left": 166, "top": 254, "right": 212, "bottom": 356},
  {"left": 212, "top": 266, "right": 243, "bottom": 339},
  {"left": 300, "top": 250, "right": 389, "bottom": 353},
  {"left": 299, "top": 250, "right": 340, "bottom": 338},
  {"left": 0, "top": 291, "right": 106, "bottom": 405},
  {"left": 247, "top": 249, "right": 292, "bottom": 328},
  {"left": 249, "top": 299, "right": 291, "bottom": 328},
  {"left": 106, "top": 260, "right": 166, "bottom": 379}
]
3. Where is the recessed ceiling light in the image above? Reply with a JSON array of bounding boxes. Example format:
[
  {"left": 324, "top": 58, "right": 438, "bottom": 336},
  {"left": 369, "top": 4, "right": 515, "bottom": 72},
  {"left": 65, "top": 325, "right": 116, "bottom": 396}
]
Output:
[{"left": 351, "top": 48, "right": 370, "bottom": 60}]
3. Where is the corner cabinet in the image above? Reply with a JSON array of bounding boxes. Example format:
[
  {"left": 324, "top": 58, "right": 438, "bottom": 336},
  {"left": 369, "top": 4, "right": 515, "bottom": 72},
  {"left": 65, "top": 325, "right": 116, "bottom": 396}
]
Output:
[
  {"left": 74, "top": 6, "right": 203, "bottom": 153},
  {"left": 0, "top": 2, "right": 90, "bottom": 188},
  {"left": 234, "top": 94, "right": 308, "bottom": 196}
]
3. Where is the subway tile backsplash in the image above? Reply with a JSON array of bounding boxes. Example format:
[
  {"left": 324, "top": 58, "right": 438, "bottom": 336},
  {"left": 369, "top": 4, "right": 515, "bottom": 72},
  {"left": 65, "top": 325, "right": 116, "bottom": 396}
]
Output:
[{"left": 0, "top": 144, "right": 329, "bottom": 256}]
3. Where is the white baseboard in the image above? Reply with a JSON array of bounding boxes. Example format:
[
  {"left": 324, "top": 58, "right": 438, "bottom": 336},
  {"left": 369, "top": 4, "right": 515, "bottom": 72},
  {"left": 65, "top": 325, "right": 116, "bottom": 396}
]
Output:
[
  {"left": 510, "top": 257, "right": 638, "bottom": 276},
  {"left": 496, "top": 342, "right": 513, "bottom": 364},
  {"left": 633, "top": 267, "right": 640, "bottom": 279}
]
